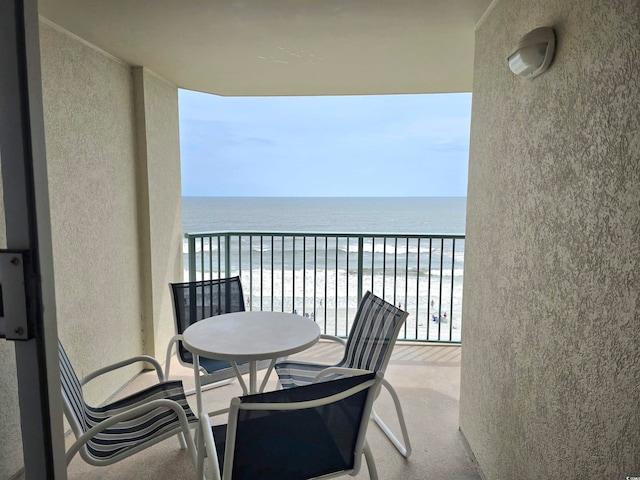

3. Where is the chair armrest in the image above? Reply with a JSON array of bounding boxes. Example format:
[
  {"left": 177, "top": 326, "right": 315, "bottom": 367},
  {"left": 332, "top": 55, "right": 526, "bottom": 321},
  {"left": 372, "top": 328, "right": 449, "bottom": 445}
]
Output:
[
  {"left": 312, "top": 367, "right": 372, "bottom": 383},
  {"left": 81, "top": 355, "right": 164, "bottom": 386},
  {"left": 197, "top": 412, "right": 223, "bottom": 480},
  {"left": 164, "top": 334, "right": 183, "bottom": 379},
  {"left": 320, "top": 334, "right": 347, "bottom": 346},
  {"left": 66, "top": 398, "right": 194, "bottom": 464},
  {"left": 276, "top": 335, "right": 345, "bottom": 366}
]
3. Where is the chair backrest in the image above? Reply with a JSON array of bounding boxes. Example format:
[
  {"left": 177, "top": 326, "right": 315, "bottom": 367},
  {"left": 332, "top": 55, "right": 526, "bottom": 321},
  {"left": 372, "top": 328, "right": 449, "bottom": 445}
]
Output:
[
  {"left": 58, "top": 340, "right": 89, "bottom": 437},
  {"left": 170, "top": 276, "right": 245, "bottom": 363},
  {"left": 222, "top": 372, "right": 381, "bottom": 480},
  {"left": 340, "top": 291, "right": 409, "bottom": 374}
]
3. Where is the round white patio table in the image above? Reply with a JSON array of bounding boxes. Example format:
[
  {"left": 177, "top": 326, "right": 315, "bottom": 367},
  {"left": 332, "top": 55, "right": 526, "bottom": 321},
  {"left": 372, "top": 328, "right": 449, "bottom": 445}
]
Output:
[{"left": 182, "top": 311, "right": 320, "bottom": 413}]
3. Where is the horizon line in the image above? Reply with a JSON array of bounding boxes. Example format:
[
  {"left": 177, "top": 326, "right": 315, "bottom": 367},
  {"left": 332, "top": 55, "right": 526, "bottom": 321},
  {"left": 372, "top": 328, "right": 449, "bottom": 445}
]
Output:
[{"left": 182, "top": 195, "right": 468, "bottom": 199}]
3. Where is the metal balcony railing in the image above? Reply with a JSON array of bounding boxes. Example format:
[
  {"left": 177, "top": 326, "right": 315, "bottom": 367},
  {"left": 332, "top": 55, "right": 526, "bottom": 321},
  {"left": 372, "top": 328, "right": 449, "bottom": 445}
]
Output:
[{"left": 185, "top": 231, "right": 464, "bottom": 343}]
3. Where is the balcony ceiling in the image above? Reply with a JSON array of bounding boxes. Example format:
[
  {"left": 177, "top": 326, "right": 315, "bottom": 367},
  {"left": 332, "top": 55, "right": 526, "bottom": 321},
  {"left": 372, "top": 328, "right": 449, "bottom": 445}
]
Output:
[{"left": 38, "top": 0, "right": 492, "bottom": 97}]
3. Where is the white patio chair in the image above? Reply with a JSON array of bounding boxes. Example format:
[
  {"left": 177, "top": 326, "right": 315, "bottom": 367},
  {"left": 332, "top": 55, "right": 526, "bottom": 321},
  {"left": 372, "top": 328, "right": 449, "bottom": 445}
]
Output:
[{"left": 58, "top": 340, "right": 198, "bottom": 469}]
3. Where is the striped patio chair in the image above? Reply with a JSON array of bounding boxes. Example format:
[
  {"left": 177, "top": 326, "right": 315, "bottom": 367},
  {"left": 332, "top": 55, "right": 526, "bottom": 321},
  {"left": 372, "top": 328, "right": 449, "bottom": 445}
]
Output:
[
  {"left": 274, "top": 291, "right": 412, "bottom": 457},
  {"left": 58, "top": 340, "right": 198, "bottom": 468}
]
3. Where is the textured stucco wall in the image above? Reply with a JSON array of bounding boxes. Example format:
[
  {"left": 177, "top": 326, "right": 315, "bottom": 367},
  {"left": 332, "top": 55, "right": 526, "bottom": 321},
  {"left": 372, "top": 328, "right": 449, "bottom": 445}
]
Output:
[
  {"left": 133, "top": 67, "right": 183, "bottom": 358},
  {"left": 39, "top": 21, "right": 144, "bottom": 404},
  {"left": 460, "top": 1, "right": 640, "bottom": 479},
  {"left": 0, "top": 344, "right": 23, "bottom": 478}
]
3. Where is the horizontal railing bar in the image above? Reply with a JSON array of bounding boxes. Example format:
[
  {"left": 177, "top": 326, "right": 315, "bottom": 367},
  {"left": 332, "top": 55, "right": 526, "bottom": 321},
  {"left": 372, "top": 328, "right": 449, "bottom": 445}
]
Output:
[{"left": 186, "top": 231, "right": 465, "bottom": 240}]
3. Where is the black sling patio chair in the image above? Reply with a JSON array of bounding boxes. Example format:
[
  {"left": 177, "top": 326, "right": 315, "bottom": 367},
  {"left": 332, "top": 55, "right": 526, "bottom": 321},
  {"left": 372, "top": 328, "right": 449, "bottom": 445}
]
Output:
[
  {"left": 196, "top": 371, "right": 383, "bottom": 480},
  {"left": 164, "top": 276, "right": 269, "bottom": 392}
]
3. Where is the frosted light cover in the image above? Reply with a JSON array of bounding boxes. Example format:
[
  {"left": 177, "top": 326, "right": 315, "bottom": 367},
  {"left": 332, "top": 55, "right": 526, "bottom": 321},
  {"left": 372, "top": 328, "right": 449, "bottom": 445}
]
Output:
[{"left": 507, "top": 27, "right": 556, "bottom": 79}]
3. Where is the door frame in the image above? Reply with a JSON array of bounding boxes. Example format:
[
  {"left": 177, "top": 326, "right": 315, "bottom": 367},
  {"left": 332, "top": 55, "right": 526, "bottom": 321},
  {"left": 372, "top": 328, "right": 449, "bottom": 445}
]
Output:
[{"left": 0, "top": 0, "right": 66, "bottom": 478}]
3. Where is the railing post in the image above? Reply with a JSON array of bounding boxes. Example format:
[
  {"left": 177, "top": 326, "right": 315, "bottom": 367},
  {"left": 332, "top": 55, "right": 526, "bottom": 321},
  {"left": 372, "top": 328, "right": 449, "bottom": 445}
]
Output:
[
  {"left": 302, "top": 236, "right": 306, "bottom": 315},
  {"left": 188, "top": 236, "right": 196, "bottom": 282},
  {"left": 225, "top": 234, "right": 231, "bottom": 278},
  {"left": 438, "top": 238, "right": 445, "bottom": 340},
  {"left": 216, "top": 236, "right": 221, "bottom": 279},
  {"left": 281, "top": 235, "right": 285, "bottom": 312},
  {"left": 357, "top": 237, "right": 364, "bottom": 303},
  {"left": 249, "top": 236, "right": 253, "bottom": 311},
  {"left": 271, "top": 236, "right": 275, "bottom": 311},
  {"left": 450, "top": 238, "right": 457, "bottom": 340}
]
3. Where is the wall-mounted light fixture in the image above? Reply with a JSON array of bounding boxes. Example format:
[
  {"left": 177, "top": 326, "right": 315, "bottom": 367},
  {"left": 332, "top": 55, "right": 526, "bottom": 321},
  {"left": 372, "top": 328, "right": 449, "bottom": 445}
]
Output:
[{"left": 508, "top": 27, "right": 556, "bottom": 79}]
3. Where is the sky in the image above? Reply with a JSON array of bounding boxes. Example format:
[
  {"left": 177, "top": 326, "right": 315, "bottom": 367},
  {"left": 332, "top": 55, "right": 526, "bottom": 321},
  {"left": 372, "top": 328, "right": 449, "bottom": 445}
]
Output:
[{"left": 178, "top": 90, "right": 472, "bottom": 197}]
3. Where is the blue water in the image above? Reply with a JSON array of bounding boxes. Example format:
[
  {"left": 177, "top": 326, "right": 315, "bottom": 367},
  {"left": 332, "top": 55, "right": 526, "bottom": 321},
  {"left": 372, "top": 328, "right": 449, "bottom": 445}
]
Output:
[{"left": 182, "top": 196, "right": 466, "bottom": 234}]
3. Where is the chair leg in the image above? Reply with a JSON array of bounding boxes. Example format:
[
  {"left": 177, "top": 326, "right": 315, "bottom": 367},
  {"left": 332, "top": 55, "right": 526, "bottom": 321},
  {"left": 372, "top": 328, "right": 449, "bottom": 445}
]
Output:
[
  {"left": 177, "top": 432, "right": 187, "bottom": 450},
  {"left": 195, "top": 424, "right": 205, "bottom": 480},
  {"left": 371, "top": 378, "right": 412, "bottom": 458},
  {"left": 178, "top": 424, "right": 199, "bottom": 474},
  {"left": 363, "top": 442, "right": 379, "bottom": 480},
  {"left": 198, "top": 413, "right": 222, "bottom": 480}
]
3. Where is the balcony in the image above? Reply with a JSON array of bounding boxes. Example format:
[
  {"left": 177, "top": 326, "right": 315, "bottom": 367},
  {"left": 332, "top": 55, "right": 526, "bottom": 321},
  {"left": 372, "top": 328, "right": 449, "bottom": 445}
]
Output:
[
  {"left": 51, "top": 342, "right": 479, "bottom": 479},
  {"left": 186, "top": 231, "right": 465, "bottom": 343},
  {"left": 3, "top": 2, "right": 637, "bottom": 479}
]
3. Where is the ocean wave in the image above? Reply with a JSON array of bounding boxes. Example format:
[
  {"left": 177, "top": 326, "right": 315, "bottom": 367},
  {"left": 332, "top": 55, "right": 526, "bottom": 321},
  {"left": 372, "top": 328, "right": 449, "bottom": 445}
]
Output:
[
  {"left": 182, "top": 266, "right": 464, "bottom": 338},
  {"left": 185, "top": 267, "right": 464, "bottom": 295},
  {"left": 348, "top": 267, "right": 464, "bottom": 277},
  {"left": 183, "top": 239, "right": 219, "bottom": 254}
]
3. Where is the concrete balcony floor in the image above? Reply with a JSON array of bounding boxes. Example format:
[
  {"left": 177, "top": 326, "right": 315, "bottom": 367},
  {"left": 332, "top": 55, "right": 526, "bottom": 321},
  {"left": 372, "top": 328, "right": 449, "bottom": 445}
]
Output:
[{"left": 56, "top": 342, "right": 480, "bottom": 480}]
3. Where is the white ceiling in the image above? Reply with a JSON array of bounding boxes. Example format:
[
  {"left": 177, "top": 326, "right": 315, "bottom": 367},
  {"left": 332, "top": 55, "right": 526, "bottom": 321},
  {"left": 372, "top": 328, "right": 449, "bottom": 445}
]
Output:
[{"left": 38, "top": 0, "right": 492, "bottom": 97}]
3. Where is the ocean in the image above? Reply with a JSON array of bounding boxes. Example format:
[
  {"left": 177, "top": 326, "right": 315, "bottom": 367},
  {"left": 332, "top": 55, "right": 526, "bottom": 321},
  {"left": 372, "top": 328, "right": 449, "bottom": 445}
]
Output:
[
  {"left": 182, "top": 196, "right": 466, "bottom": 234},
  {"left": 182, "top": 197, "right": 466, "bottom": 341}
]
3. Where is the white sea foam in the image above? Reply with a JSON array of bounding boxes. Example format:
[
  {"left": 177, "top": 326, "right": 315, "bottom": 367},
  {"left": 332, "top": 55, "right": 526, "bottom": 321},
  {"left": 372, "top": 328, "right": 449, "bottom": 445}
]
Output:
[
  {"left": 182, "top": 238, "right": 219, "bottom": 254},
  {"left": 183, "top": 266, "right": 463, "bottom": 342}
]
